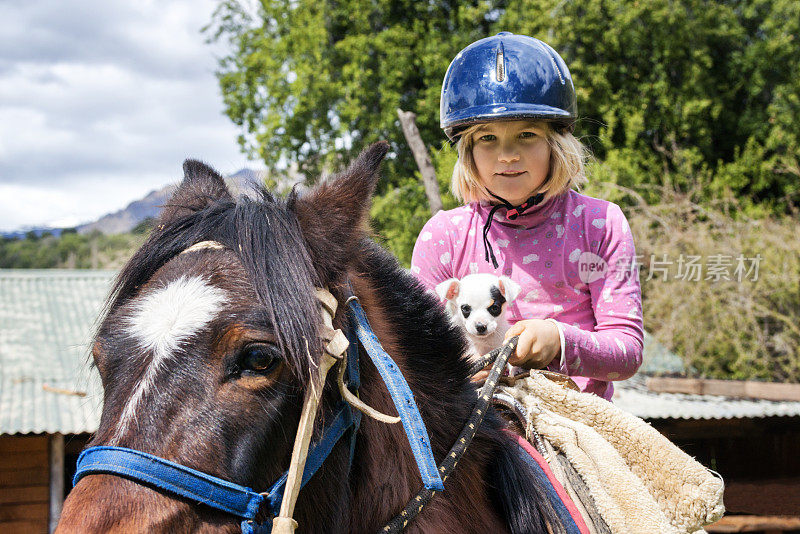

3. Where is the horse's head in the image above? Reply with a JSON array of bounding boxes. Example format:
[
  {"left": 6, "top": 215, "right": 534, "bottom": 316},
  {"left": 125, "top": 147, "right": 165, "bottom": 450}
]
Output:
[{"left": 57, "top": 143, "right": 389, "bottom": 533}]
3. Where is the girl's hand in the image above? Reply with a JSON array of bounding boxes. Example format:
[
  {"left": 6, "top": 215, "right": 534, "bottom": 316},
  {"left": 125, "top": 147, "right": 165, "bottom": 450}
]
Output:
[{"left": 504, "top": 319, "right": 560, "bottom": 369}]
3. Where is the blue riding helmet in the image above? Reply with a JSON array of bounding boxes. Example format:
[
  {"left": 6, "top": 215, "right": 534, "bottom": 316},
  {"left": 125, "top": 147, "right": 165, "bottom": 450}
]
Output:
[{"left": 440, "top": 32, "right": 577, "bottom": 141}]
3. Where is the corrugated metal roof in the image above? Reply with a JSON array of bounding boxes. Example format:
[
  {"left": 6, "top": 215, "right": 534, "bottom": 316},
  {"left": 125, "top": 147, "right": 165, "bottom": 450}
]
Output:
[
  {"left": 1, "top": 269, "right": 798, "bottom": 434},
  {"left": 614, "top": 331, "right": 800, "bottom": 419},
  {"left": 614, "top": 373, "right": 800, "bottom": 420},
  {"left": 0, "top": 270, "right": 112, "bottom": 435},
  {"left": 637, "top": 331, "right": 685, "bottom": 375}
]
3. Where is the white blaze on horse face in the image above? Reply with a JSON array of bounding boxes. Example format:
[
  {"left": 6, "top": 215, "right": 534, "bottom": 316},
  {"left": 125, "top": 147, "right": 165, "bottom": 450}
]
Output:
[{"left": 113, "top": 275, "right": 228, "bottom": 441}]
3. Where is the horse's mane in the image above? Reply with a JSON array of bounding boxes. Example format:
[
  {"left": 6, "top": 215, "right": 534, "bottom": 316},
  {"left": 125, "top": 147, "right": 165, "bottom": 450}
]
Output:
[
  {"left": 100, "top": 187, "right": 325, "bottom": 378},
  {"left": 351, "top": 241, "right": 560, "bottom": 533},
  {"left": 356, "top": 238, "right": 472, "bottom": 387}
]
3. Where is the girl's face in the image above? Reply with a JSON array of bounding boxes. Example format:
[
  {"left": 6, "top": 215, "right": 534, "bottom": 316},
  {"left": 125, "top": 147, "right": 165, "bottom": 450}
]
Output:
[{"left": 471, "top": 120, "right": 551, "bottom": 206}]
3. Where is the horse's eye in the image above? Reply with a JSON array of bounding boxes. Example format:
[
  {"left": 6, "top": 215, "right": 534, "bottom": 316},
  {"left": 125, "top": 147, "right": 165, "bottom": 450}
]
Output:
[
  {"left": 239, "top": 344, "right": 280, "bottom": 375},
  {"left": 460, "top": 304, "right": 471, "bottom": 318}
]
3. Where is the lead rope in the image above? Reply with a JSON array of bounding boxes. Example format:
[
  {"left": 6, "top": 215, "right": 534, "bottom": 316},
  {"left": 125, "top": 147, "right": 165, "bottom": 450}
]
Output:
[
  {"left": 378, "top": 336, "right": 519, "bottom": 533},
  {"left": 271, "top": 289, "right": 349, "bottom": 534},
  {"left": 272, "top": 288, "right": 401, "bottom": 534}
]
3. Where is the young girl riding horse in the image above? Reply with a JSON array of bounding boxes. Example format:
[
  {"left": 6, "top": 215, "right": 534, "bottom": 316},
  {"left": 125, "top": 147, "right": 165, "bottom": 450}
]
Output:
[{"left": 412, "top": 32, "right": 644, "bottom": 399}]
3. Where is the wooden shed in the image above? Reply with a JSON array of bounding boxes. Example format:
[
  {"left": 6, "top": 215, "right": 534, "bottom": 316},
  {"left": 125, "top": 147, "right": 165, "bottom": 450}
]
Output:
[
  {"left": 0, "top": 270, "right": 111, "bottom": 533},
  {"left": 614, "top": 334, "right": 800, "bottom": 533}
]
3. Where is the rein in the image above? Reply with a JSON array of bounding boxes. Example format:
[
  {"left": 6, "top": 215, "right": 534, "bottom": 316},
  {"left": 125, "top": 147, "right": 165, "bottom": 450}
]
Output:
[
  {"left": 380, "top": 337, "right": 517, "bottom": 533},
  {"left": 72, "top": 241, "right": 515, "bottom": 532}
]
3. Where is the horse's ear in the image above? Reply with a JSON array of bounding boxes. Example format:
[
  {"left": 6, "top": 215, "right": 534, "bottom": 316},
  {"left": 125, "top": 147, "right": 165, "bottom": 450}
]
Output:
[
  {"left": 295, "top": 142, "right": 389, "bottom": 286},
  {"left": 160, "top": 160, "right": 233, "bottom": 223}
]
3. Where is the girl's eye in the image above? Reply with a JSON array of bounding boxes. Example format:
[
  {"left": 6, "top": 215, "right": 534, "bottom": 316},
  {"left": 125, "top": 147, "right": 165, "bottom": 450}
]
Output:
[
  {"left": 519, "top": 131, "right": 538, "bottom": 139},
  {"left": 239, "top": 344, "right": 281, "bottom": 375},
  {"left": 478, "top": 134, "right": 496, "bottom": 142}
]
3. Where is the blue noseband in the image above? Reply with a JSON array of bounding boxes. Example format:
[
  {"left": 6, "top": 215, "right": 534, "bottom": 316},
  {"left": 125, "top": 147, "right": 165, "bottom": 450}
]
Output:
[
  {"left": 73, "top": 293, "right": 441, "bottom": 533},
  {"left": 74, "top": 402, "right": 357, "bottom": 534}
]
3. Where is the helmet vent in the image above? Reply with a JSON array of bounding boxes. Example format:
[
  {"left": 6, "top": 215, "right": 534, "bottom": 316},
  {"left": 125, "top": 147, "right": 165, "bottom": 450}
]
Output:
[
  {"left": 496, "top": 49, "right": 505, "bottom": 82},
  {"left": 548, "top": 53, "right": 565, "bottom": 84}
]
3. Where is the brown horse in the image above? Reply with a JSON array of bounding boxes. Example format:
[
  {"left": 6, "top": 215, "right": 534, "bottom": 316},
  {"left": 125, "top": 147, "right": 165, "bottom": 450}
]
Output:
[{"left": 56, "top": 143, "right": 563, "bottom": 534}]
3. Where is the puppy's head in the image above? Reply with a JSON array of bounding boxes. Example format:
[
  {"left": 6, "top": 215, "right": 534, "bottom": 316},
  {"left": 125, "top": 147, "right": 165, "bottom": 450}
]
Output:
[{"left": 435, "top": 274, "right": 521, "bottom": 338}]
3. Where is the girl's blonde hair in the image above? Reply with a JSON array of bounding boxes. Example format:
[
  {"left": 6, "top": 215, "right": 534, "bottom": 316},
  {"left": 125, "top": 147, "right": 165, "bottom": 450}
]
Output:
[{"left": 451, "top": 121, "right": 589, "bottom": 204}]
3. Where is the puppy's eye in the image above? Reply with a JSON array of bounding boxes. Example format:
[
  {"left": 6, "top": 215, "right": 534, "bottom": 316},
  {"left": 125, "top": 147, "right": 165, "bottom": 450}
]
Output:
[
  {"left": 239, "top": 343, "right": 280, "bottom": 375},
  {"left": 460, "top": 304, "right": 471, "bottom": 318},
  {"left": 488, "top": 304, "right": 502, "bottom": 317}
]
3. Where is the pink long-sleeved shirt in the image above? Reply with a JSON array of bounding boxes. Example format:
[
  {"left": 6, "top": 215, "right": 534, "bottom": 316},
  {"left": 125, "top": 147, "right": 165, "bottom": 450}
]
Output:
[{"left": 410, "top": 189, "right": 644, "bottom": 399}]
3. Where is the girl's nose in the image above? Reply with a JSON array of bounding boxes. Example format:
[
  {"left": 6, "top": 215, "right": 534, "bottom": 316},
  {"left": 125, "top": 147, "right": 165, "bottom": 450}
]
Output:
[
  {"left": 498, "top": 140, "right": 520, "bottom": 162},
  {"left": 498, "top": 148, "right": 520, "bottom": 163}
]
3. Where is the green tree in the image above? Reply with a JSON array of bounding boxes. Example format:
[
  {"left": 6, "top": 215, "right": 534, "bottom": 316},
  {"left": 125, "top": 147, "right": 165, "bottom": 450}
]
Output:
[
  {"left": 207, "top": 0, "right": 800, "bottom": 270},
  {"left": 208, "top": 0, "right": 799, "bottom": 215},
  {"left": 0, "top": 231, "right": 146, "bottom": 270},
  {"left": 205, "top": 0, "right": 502, "bottom": 188},
  {"left": 500, "top": 0, "right": 800, "bottom": 210},
  {"left": 131, "top": 217, "right": 155, "bottom": 235},
  {"left": 371, "top": 142, "right": 460, "bottom": 265}
]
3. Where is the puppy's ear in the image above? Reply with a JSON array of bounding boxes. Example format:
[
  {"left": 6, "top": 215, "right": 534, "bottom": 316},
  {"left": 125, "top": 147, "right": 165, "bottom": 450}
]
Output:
[
  {"left": 498, "top": 276, "right": 521, "bottom": 303},
  {"left": 435, "top": 278, "right": 460, "bottom": 301}
]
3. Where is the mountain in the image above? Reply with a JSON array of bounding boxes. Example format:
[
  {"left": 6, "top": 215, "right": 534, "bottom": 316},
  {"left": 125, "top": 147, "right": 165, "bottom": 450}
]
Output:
[
  {"left": 76, "top": 186, "right": 175, "bottom": 235},
  {"left": 0, "top": 167, "right": 285, "bottom": 240},
  {"left": 75, "top": 168, "right": 267, "bottom": 236}
]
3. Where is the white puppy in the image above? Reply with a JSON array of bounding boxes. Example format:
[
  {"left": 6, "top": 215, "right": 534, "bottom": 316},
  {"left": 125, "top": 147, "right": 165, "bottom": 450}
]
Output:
[{"left": 435, "top": 273, "right": 521, "bottom": 362}]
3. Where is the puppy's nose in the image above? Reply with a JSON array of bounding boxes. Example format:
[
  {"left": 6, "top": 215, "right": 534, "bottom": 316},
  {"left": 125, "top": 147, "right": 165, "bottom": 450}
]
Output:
[{"left": 475, "top": 323, "right": 487, "bottom": 334}]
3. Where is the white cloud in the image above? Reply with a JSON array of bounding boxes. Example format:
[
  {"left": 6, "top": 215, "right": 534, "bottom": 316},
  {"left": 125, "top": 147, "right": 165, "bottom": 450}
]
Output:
[{"left": 0, "top": 0, "right": 256, "bottom": 230}]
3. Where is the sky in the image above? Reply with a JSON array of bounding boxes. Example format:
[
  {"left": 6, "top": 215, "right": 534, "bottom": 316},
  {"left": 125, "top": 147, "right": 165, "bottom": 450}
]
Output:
[{"left": 0, "top": 0, "right": 257, "bottom": 231}]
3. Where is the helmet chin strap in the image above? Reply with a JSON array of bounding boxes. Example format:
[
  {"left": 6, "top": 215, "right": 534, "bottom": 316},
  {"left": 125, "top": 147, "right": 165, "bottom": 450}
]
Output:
[{"left": 482, "top": 190, "right": 545, "bottom": 269}]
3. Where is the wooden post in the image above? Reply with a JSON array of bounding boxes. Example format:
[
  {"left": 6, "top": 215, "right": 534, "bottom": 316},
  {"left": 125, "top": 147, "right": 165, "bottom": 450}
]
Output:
[
  {"left": 646, "top": 377, "right": 800, "bottom": 402},
  {"left": 49, "top": 433, "right": 64, "bottom": 533},
  {"left": 397, "top": 109, "right": 443, "bottom": 214},
  {"left": 706, "top": 515, "right": 800, "bottom": 532}
]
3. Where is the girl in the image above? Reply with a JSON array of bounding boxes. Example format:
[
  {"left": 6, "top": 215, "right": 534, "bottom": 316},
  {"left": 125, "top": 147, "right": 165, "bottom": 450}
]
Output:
[{"left": 411, "top": 32, "right": 643, "bottom": 400}]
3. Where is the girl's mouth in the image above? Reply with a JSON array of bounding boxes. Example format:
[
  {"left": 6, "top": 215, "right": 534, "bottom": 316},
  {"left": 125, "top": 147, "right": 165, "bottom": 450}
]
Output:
[{"left": 496, "top": 171, "right": 526, "bottom": 177}]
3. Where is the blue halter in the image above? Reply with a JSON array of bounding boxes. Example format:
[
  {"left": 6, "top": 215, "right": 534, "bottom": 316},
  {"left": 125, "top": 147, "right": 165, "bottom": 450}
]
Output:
[{"left": 73, "top": 294, "right": 442, "bottom": 533}]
